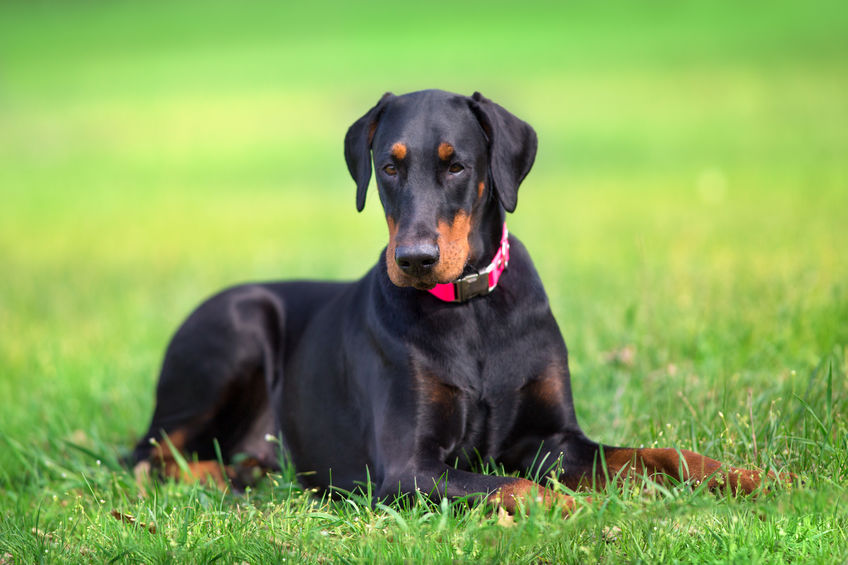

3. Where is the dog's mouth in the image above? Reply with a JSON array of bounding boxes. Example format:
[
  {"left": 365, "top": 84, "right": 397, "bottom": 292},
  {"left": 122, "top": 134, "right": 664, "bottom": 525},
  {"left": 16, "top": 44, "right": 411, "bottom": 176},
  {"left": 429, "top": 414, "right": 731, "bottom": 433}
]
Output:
[
  {"left": 384, "top": 254, "right": 469, "bottom": 290},
  {"left": 411, "top": 279, "right": 439, "bottom": 291},
  {"left": 386, "top": 268, "right": 451, "bottom": 290}
]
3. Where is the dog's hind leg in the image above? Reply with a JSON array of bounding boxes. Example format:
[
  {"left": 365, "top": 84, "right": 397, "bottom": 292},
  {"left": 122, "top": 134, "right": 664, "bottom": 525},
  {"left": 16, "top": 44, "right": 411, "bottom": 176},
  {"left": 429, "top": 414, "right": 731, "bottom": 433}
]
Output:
[{"left": 132, "top": 285, "right": 285, "bottom": 488}]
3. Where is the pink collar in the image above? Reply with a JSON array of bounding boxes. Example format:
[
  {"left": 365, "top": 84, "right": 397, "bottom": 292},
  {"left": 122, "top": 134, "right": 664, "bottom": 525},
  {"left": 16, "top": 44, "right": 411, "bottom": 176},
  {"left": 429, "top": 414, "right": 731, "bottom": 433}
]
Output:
[{"left": 428, "top": 223, "right": 510, "bottom": 302}]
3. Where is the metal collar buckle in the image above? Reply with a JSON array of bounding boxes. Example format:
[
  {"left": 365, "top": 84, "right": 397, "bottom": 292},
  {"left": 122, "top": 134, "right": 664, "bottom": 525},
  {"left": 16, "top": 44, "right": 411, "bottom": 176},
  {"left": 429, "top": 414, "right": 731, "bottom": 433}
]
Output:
[
  {"left": 451, "top": 235, "right": 509, "bottom": 302},
  {"left": 452, "top": 271, "right": 491, "bottom": 302}
]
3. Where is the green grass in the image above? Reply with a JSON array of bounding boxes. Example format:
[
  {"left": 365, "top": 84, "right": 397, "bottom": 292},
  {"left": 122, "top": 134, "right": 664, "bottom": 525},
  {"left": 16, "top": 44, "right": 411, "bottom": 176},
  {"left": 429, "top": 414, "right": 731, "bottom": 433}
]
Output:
[{"left": 1, "top": 0, "right": 847, "bottom": 562}]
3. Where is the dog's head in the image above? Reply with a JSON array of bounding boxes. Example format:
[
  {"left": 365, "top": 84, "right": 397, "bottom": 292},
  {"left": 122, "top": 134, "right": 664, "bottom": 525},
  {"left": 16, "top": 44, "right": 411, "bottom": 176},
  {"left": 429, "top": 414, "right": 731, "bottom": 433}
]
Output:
[{"left": 344, "top": 90, "right": 536, "bottom": 289}]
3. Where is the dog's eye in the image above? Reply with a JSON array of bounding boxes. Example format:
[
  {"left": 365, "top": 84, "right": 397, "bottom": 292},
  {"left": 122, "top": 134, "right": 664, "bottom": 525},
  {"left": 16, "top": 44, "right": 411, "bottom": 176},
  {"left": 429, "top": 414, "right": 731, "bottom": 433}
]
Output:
[
  {"left": 383, "top": 164, "right": 398, "bottom": 176},
  {"left": 448, "top": 163, "right": 464, "bottom": 174}
]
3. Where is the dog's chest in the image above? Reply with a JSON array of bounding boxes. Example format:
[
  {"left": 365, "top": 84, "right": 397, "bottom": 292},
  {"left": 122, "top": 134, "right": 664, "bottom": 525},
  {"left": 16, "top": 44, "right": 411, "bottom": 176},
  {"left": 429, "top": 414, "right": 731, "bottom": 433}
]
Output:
[
  {"left": 405, "top": 289, "right": 564, "bottom": 462},
  {"left": 412, "top": 345, "right": 538, "bottom": 462}
]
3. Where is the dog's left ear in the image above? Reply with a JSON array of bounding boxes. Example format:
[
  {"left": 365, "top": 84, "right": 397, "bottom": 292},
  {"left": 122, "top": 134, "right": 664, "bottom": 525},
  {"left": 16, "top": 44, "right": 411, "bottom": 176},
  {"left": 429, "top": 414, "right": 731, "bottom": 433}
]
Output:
[
  {"left": 468, "top": 92, "right": 537, "bottom": 213},
  {"left": 344, "top": 92, "right": 395, "bottom": 212}
]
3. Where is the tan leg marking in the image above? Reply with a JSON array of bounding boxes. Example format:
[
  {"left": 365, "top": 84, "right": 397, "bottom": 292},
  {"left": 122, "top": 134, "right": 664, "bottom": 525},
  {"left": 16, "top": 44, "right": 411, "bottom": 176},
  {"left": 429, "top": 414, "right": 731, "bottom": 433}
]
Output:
[
  {"left": 488, "top": 478, "right": 578, "bottom": 515},
  {"left": 602, "top": 448, "right": 789, "bottom": 494},
  {"left": 163, "top": 460, "right": 231, "bottom": 489},
  {"left": 143, "top": 429, "right": 233, "bottom": 490}
]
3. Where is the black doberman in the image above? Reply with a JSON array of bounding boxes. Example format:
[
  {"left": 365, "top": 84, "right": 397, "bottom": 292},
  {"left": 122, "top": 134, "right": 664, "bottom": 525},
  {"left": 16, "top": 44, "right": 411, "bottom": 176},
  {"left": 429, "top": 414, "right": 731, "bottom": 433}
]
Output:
[{"left": 133, "top": 89, "right": 779, "bottom": 512}]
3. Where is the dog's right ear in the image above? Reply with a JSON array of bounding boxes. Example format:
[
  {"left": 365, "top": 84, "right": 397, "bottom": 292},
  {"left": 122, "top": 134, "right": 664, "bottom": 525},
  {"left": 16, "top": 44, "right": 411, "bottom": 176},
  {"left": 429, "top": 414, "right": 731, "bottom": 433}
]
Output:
[{"left": 344, "top": 92, "right": 394, "bottom": 212}]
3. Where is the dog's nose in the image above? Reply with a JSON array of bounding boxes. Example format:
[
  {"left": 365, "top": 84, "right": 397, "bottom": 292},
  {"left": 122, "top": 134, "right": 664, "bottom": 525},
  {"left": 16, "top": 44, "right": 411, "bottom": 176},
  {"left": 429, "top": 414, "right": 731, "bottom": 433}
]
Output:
[{"left": 395, "top": 244, "right": 440, "bottom": 277}]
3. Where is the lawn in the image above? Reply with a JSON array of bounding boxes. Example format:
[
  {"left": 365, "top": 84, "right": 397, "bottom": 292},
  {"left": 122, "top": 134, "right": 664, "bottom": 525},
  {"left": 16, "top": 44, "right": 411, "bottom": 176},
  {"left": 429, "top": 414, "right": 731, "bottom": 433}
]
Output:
[{"left": 1, "top": 0, "right": 846, "bottom": 562}]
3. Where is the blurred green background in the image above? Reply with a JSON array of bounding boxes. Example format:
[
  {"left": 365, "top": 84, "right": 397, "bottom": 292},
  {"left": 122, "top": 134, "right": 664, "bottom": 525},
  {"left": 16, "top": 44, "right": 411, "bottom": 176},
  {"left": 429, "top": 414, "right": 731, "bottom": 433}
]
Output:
[{"left": 0, "top": 0, "right": 846, "bottom": 471}]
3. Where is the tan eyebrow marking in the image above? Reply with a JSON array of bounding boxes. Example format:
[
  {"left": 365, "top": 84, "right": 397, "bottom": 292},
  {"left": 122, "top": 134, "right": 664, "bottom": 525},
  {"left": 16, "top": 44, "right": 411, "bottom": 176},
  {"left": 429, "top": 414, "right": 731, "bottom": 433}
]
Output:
[
  {"left": 438, "top": 142, "right": 454, "bottom": 160},
  {"left": 391, "top": 142, "right": 407, "bottom": 159}
]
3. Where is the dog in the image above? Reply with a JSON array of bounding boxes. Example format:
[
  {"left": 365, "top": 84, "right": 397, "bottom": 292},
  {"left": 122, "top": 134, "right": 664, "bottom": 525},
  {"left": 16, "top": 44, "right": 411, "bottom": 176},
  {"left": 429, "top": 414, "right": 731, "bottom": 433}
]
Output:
[{"left": 132, "top": 89, "right": 781, "bottom": 512}]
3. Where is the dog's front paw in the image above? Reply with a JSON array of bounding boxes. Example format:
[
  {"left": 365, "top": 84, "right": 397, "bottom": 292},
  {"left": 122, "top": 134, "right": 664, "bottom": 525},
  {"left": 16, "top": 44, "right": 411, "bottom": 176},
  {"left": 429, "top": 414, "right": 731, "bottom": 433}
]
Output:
[
  {"left": 489, "top": 478, "right": 579, "bottom": 516},
  {"left": 724, "top": 467, "right": 798, "bottom": 495}
]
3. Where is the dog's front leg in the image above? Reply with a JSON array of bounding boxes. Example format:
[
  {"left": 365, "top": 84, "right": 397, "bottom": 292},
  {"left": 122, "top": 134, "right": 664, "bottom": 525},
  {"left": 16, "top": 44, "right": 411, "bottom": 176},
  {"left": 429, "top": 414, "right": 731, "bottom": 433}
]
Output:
[
  {"left": 596, "top": 446, "right": 793, "bottom": 494},
  {"left": 377, "top": 463, "right": 578, "bottom": 515},
  {"left": 523, "top": 437, "right": 794, "bottom": 495}
]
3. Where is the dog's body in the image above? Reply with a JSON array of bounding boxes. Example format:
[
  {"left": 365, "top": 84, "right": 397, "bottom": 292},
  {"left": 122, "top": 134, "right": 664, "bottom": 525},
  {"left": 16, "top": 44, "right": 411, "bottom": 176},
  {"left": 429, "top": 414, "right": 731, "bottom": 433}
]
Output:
[{"left": 133, "top": 90, "right": 773, "bottom": 511}]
